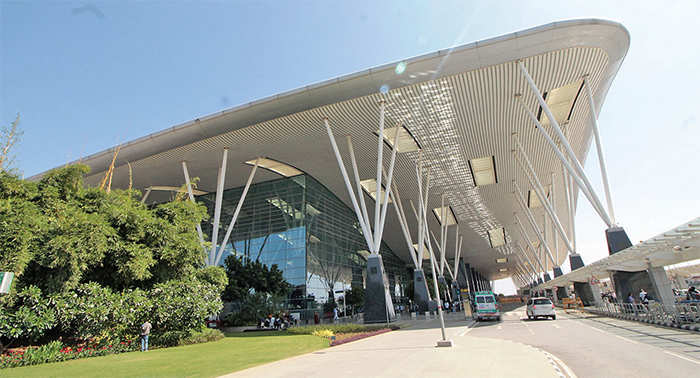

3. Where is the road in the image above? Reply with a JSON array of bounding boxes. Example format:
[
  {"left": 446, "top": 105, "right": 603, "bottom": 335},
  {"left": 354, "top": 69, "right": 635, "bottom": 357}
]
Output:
[{"left": 468, "top": 305, "right": 700, "bottom": 378}]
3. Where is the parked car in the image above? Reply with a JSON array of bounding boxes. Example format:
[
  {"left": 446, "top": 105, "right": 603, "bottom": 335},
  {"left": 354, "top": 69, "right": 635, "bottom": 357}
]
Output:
[{"left": 527, "top": 297, "right": 556, "bottom": 320}]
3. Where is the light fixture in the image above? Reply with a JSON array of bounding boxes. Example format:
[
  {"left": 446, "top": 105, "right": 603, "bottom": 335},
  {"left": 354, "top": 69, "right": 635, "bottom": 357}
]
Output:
[
  {"left": 245, "top": 157, "right": 302, "bottom": 177},
  {"left": 499, "top": 268, "right": 508, "bottom": 272},
  {"left": 468, "top": 156, "right": 497, "bottom": 186},
  {"left": 360, "top": 179, "right": 391, "bottom": 204},
  {"left": 375, "top": 125, "right": 421, "bottom": 153},
  {"left": 488, "top": 227, "right": 506, "bottom": 248},
  {"left": 537, "top": 79, "right": 584, "bottom": 126},
  {"left": 496, "top": 258, "right": 508, "bottom": 263},
  {"left": 432, "top": 206, "right": 458, "bottom": 225}
]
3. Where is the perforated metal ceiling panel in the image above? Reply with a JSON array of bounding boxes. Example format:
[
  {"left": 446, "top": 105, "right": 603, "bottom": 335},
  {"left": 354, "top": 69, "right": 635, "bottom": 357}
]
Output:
[{"left": 38, "top": 20, "right": 630, "bottom": 281}]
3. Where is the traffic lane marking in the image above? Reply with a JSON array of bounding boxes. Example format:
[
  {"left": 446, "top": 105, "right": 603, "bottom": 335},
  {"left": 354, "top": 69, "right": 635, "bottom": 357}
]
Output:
[
  {"left": 664, "top": 350, "right": 700, "bottom": 365},
  {"left": 568, "top": 310, "right": 700, "bottom": 364}
]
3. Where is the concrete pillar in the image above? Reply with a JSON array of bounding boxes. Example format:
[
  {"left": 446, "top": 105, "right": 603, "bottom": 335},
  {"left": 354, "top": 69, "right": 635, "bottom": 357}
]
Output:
[
  {"left": 364, "top": 254, "right": 396, "bottom": 323},
  {"left": 606, "top": 226, "right": 632, "bottom": 255},
  {"left": 647, "top": 263, "right": 675, "bottom": 310},
  {"left": 553, "top": 267, "right": 563, "bottom": 277},
  {"left": 457, "top": 258, "right": 469, "bottom": 289},
  {"left": 413, "top": 269, "right": 430, "bottom": 312},
  {"left": 544, "top": 273, "right": 552, "bottom": 282}
]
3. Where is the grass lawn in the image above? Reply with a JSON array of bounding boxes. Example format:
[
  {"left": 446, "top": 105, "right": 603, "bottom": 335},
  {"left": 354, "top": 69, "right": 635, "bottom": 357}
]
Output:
[{"left": 6, "top": 332, "right": 328, "bottom": 378}]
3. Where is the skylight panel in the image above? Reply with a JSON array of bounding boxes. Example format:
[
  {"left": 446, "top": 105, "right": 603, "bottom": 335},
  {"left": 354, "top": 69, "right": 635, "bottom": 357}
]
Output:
[
  {"left": 499, "top": 268, "right": 508, "bottom": 272},
  {"left": 432, "top": 206, "right": 458, "bottom": 225},
  {"left": 527, "top": 186, "right": 551, "bottom": 208},
  {"left": 412, "top": 243, "right": 430, "bottom": 260},
  {"left": 245, "top": 157, "right": 302, "bottom": 177},
  {"left": 468, "top": 156, "right": 497, "bottom": 186},
  {"left": 376, "top": 125, "right": 421, "bottom": 153},
  {"left": 537, "top": 79, "right": 584, "bottom": 126},
  {"left": 488, "top": 227, "right": 506, "bottom": 248},
  {"left": 360, "top": 179, "right": 391, "bottom": 204},
  {"left": 496, "top": 258, "right": 508, "bottom": 263}
]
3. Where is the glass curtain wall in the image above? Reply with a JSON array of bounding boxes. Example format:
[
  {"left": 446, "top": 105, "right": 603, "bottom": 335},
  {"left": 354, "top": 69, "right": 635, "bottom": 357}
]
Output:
[{"left": 199, "top": 173, "right": 408, "bottom": 318}]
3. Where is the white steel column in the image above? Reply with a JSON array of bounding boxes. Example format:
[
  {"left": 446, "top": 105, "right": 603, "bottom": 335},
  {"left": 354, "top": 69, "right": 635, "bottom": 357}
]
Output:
[
  {"left": 324, "top": 118, "right": 376, "bottom": 252},
  {"left": 513, "top": 183, "right": 557, "bottom": 267},
  {"left": 214, "top": 158, "right": 260, "bottom": 266},
  {"left": 388, "top": 182, "right": 419, "bottom": 268},
  {"left": 346, "top": 137, "right": 372, "bottom": 240},
  {"left": 583, "top": 76, "right": 616, "bottom": 225},
  {"left": 182, "top": 161, "right": 207, "bottom": 259},
  {"left": 376, "top": 125, "right": 402, "bottom": 250},
  {"left": 373, "top": 101, "right": 386, "bottom": 251},
  {"left": 517, "top": 63, "right": 613, "bottom": 228},
  {"left": 514, "top": 216, "right": 546, "bottom": 273},
  {"left": 550, "top": 172, "right": 559, "bottom": 262},
  {"left": 513, "top": 136, "right": 575, "bottom": 254},
  {"left": 210, "top": 148, "right": 229, "bottom": 264}
]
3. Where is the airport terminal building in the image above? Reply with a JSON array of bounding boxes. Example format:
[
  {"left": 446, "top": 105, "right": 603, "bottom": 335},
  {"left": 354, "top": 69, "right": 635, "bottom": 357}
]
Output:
[{"left": 36, "top": 19, "right": 636, "bottom": 316}]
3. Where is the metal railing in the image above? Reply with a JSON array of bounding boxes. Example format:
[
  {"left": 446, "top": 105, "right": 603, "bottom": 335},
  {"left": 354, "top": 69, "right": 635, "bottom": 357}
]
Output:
[{"left": 589, "top": 300, "right": 700, "bottom": 325}]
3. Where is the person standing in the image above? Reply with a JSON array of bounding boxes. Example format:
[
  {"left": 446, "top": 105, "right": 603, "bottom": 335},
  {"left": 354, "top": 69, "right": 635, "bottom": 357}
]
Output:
[
  {"left": 140, "top": 320, "right": 152, "bottom": 352},
  {"left": 333, "top": 307, "right": 339, "bottom": 323}
]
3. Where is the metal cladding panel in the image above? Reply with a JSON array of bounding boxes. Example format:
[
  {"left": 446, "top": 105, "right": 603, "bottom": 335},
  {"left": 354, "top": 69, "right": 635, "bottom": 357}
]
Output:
[{"left": 42, "top": 20, "right": 629, "bottom": 282}]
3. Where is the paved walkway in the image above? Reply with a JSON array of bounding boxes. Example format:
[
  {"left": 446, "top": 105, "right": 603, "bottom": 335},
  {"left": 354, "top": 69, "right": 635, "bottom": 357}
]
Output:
[{"left": 221, "top": 314, "right": 565, "bottom": 378}]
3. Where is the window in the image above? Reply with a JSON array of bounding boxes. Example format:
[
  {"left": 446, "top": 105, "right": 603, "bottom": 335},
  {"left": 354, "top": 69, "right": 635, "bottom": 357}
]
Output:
[
  {"left": 476, "top": 297, "right": 486, "bottom": 304},
  {"left": 484, "top": 296, "right": 495, "bottom": 303},
  {"left": 468, "top": 156, "right": 497, "bottom": 186},
  {"left": 534, "top": 299, "right": 552, "bottom": 305}
]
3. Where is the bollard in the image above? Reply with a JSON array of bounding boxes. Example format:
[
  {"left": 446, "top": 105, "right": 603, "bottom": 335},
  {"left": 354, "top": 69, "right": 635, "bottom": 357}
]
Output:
[
  {"left": 411, "top": 312, "right": 417, "bottom": 319},
  {"left": 425, "top": 311, "right": 431, "bottom": 320}
]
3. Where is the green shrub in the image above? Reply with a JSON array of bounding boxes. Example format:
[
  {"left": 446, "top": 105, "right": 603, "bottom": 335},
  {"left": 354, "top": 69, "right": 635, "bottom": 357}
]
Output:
[
  {"left": 287, "top": 324, "right": 395, "bottom": 335},
  {"left": 150, "top": 328, "right": 224, "bottom": 347},
  {"left": 178, "top": 328, "right": 224, "bottom": 346}
]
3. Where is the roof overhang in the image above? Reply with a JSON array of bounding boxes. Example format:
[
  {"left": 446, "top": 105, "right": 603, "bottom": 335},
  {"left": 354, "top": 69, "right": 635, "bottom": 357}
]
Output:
[{"left": 32, "top": 19, "right": 630, "bottom": 280}]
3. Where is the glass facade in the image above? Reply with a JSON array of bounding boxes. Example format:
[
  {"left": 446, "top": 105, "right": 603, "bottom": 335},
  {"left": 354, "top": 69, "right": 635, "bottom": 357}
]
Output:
[{"left": 199, "top": 174, "right": 409, "bottom": 317}]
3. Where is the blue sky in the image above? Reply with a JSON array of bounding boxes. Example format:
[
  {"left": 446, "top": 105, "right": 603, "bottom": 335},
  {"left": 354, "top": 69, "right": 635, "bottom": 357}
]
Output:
[{"left": 2, "top": 1, "right": 699, "bottom": 293}]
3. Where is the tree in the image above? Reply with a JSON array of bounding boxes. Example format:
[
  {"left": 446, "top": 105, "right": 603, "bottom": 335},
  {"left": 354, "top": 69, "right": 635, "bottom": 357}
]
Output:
[
  {"left": 0, "top": 114, "right": 22, "bottom": 173},
  {"left": 345, "top": 285, "right": 364, "bottom": 313},
  {"left": 222, "top": 256, "right": 289, "bottom": 302},
  {"left": 0, "top": 165, "right": 221, "bottom": 349}
]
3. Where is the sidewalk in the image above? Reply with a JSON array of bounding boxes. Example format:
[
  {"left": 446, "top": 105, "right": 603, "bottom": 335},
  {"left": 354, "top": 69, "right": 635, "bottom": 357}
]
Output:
[{"left": 221, "top": 314, "right": 562, "bottom": 378}]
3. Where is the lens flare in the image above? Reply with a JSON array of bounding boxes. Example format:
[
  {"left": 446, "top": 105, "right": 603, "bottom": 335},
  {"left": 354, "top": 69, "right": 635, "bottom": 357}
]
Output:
[
  {"left": 395, "top": 62, "right": 407, "bottom": 75},
  {"left": 380, "top": 84, "right": 390, "bottom": 94}
]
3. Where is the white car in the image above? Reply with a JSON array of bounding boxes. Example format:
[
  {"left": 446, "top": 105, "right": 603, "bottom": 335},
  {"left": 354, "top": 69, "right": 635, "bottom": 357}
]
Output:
[{"left": 526, "top": 297, "right": 556, "bottom": 320}]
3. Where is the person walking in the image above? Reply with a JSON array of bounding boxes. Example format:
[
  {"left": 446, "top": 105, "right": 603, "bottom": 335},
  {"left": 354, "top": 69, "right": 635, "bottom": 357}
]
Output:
[
  {"left": 333, "top": 307, "right": 339, "bottom": 323},
  {"left": 140, "top": 320, "right": 152, "bottom": 352}
]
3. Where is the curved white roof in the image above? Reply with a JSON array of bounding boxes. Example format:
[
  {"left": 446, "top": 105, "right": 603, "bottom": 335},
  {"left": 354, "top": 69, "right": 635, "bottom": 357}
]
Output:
[{"left": 37, "top": 19, "right": 630, "bottom": 282}]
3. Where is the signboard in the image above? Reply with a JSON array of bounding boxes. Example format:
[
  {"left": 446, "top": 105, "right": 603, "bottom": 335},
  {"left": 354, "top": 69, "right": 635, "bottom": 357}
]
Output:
[{"left": 0, "top": 272, "right": 14, "bottom": 294}]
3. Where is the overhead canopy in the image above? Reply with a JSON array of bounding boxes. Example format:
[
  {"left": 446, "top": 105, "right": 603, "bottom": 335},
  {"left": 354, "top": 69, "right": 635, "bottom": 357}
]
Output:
[
  {"left": 534, "top": 217, "right": 700, "bottom": 289},
  {"left": 32, "top": 19, "right": 630, "bottom": 281}
]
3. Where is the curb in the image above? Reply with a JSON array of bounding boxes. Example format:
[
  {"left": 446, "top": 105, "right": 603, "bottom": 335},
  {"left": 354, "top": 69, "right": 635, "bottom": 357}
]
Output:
[{"left": 329, "top": 328, "right": 392, "bottom": 347}]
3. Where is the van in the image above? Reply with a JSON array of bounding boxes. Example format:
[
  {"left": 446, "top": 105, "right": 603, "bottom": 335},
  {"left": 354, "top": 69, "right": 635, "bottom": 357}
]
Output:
[{"left": 474, "top": 291, "right": 501, "bottom": 321}]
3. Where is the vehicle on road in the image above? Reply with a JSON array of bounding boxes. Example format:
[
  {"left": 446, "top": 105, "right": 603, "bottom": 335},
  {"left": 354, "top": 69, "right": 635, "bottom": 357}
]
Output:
[
  {"left": 527, "top": 297, "right": 556, "bottom": 320},
  {"left": 474, "top": 291, "right": 501, "bottom": 321}
]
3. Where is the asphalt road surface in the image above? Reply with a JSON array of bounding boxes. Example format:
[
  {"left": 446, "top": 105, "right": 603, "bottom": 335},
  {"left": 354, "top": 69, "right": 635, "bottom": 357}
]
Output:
[{"left": 468, "top": 305, "right": 700, "bottom": 378}]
